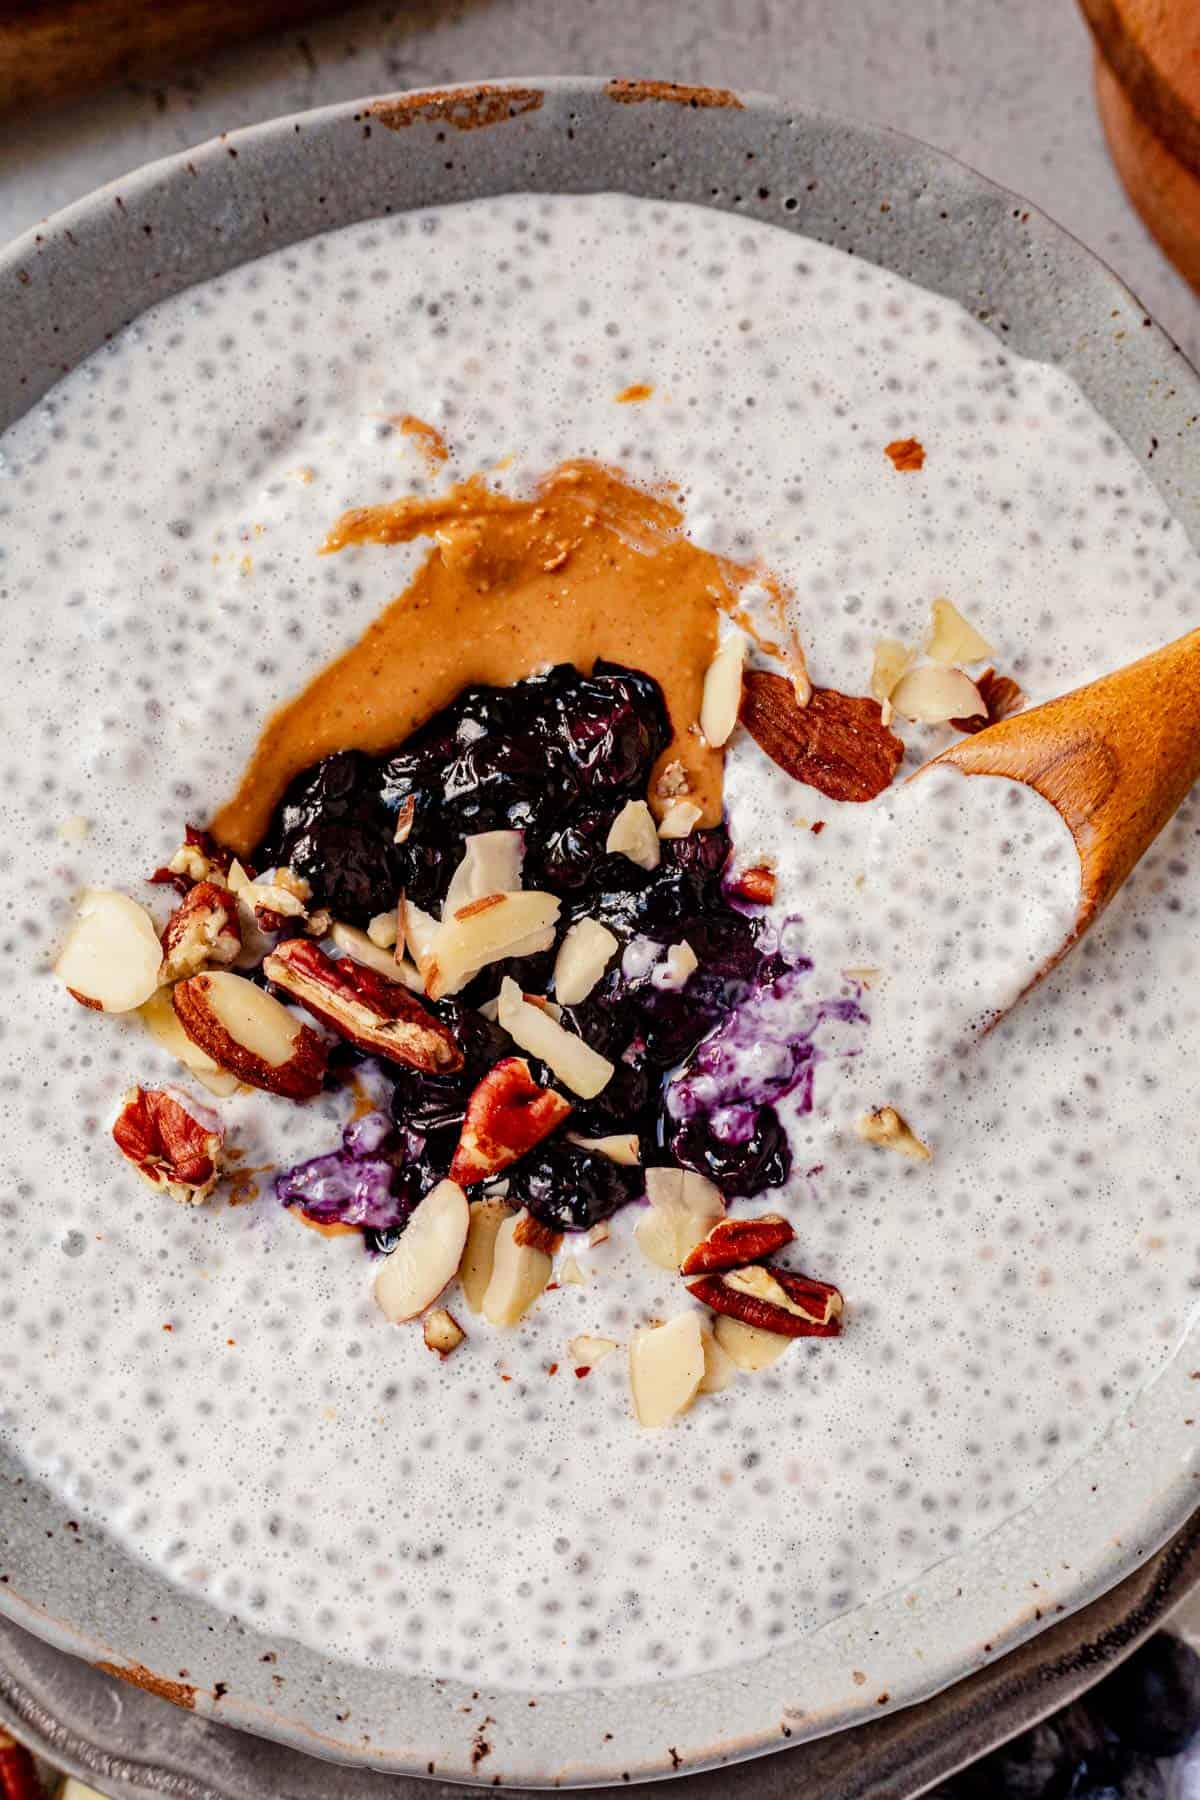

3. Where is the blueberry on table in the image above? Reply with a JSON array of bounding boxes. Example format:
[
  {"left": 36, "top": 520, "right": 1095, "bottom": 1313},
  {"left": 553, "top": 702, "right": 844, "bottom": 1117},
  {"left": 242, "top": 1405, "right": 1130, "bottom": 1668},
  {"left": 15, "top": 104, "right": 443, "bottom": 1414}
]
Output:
[{"left": 1089, "top": 1632, "right": 1200, "bottom": 1757}]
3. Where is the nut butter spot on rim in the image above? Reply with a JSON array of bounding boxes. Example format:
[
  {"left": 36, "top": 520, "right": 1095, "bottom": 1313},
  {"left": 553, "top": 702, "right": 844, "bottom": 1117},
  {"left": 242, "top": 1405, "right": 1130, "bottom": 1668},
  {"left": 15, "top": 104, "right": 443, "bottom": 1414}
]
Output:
[
  {"left": 605, "top": 79, "right": 744, "bottom": 109},
  {"left": 368, "top": 86, "right": 544, "bottom": 133}
]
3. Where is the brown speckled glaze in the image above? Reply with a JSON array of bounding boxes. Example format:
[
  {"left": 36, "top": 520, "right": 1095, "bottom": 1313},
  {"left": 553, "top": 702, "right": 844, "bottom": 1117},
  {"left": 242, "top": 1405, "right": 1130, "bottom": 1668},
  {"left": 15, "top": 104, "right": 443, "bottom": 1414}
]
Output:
[{"left": 0, "top": 77, "right": 1198, "bottom": 1787}]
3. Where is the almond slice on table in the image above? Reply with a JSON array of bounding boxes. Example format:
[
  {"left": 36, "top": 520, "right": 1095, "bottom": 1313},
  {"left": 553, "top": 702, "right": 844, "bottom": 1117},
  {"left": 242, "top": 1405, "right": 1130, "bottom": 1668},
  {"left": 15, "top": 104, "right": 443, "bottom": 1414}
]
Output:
[
  {"left": 629, "top": 1312, "right": 706, "bottom": 1427},
  {"left": 739, "top": 672, "right": 904, "bottom": 803},
  {"left": 679, "top": 1212, "right": 795, "bottom": 1275},
  {"left": 423, "top": 1306, "right": 466, "bottom": 1357},
  {"left": 481, "top": 1206, "right": 554, "bottom": 1326},
  {"left": 263, "top": 936, "right": 461, "bottom": 1072},
  {"left": 687, "top": 1261, "right": 844, "bottom": 1338},
  {"left": 374, "top": 1179, "right": 470, "bottom": 1323},
  {"left": 634, "top": 1166, "right": 725, "bottom": 1271},
  {"left": 139, "top": 987, "right": 240, "bottom": 1098},
  {"left": 606, "top": 799, "right": 661, "bottom": 871},
  {"left": 458, "top": 1198, "right": 515, "bottom": 1313},
  {"left": 425, "top": 891, "right": 560, "bottom": 1001},
  {"left": 924, "top": 597, "right": 994, "bottom": 667},
  {"left": 112, "top": 1085, "right": 224, "bottom": 1205},
  {"left": 889, "top": 665, "right": 985, "bottom": 726},
  {"left": 173, "top": 970, "right": 329, "bottom": 1099},
  {"left": 699, "top": 630, "right": 746, "bottom": 748},
  {"left": 713, "top": 1314, "right": 793, "bottom": 1371},
  {"left": 55, "top": 889, "right": 164, "bottom": 1013},
  {"left": 329, "top": 920, "right": 426, "bottom": 992},
  {"left": 856, "top": 1106, "right": 932, "bottom": 1160},
  {"left": 497, "top": 977, "right": 613, "bottom": 1099},
  {"left": 442, "top": 830, "right": 525, "bottom": 918},
  {"left": 159, "top": 880, "right": 242, "bottom": 984},
  {"left": 449, "top": 1057, "right": 572, "bottom": 1185},
  {"left": 553, "top": 916, "right": 619, "bottom": 1006},
  {"left": 567, "top": 1131, "right": 641, "bottom": 1165},
  {"left": 658, "top": 799, "right": 703, "bottom": 839}
]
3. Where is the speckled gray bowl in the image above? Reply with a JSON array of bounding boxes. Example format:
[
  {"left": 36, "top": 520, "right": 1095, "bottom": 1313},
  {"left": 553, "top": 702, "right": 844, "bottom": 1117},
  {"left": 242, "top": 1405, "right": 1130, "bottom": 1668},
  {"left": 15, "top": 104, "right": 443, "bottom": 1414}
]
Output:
[{"left": 1, "top": 77, "right": 1199, "bottom": 1790}]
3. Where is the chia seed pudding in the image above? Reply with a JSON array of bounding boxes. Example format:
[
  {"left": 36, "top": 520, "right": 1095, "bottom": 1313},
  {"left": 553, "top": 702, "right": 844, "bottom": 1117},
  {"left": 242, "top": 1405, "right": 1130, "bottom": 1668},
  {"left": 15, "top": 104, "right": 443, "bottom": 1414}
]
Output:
[{"left": 5, "top": 191, "right": 1200, "bottom": 1691}]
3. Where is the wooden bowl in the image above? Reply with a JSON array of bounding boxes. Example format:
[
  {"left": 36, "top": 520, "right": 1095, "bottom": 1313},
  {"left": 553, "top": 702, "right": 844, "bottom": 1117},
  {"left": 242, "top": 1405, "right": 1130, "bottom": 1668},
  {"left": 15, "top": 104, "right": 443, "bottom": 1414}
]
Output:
[{"left": 1080, "top": 0, "right": 1200, "bottom": 288}]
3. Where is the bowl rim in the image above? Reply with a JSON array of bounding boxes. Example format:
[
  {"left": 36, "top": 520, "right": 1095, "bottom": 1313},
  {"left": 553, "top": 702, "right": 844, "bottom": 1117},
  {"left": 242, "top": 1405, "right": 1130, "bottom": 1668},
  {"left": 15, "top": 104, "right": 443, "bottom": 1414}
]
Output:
[{"left": 2, "top": 74, "right": 1199, "bottom": 1788}]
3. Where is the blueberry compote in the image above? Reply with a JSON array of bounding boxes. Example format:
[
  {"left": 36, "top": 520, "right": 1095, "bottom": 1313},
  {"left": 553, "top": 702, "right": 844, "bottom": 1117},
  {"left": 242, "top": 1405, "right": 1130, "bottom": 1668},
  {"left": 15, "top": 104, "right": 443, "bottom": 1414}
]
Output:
[{"left": 268, "top": 663, "right": 803, "bottom": 1246}]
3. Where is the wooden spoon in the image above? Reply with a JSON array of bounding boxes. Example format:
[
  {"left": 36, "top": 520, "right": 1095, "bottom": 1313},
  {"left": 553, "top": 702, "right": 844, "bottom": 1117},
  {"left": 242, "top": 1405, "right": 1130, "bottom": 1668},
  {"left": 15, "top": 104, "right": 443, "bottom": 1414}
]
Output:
[{"left": 928, "top": 625, "right": 1200, "bottom": 984}]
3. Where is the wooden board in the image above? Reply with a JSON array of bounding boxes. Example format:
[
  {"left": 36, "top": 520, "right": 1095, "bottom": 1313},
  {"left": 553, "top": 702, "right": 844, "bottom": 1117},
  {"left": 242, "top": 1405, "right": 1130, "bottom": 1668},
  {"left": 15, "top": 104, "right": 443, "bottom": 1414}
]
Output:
[{"left": 0, "top": 1, "right": 345, "bottom": 111}]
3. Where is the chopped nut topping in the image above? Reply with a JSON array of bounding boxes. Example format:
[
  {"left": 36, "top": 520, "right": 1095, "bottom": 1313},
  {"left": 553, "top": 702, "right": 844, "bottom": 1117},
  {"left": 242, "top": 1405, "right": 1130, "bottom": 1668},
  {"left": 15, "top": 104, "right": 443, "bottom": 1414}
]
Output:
[
  {"left": 423, "top": 1306, "right": 466, "bottom": 1357},
  {"left": 112, "top": 1085, "right": 224, "bottom": 1205},
  {"left": 924, "top": 597, "right": 993, "bottom": 667},
  {"left": 884, "top": 436, "right": 925, "bottom": 472},
  {"left": 367, "top": 909, "right": 399, "bottom": 949},
  {"left": 657, "top": 799, "right": 703, "bottom": 838},
  {"left": 567, "top": 1131, "right": 640, "bottom": 1165},
  {"left": 374, "top": 1179, "right": 470, "bottom": 1323},
  {"left": 655, "top": 760, "right": 691, "bottom": 799},
  {"left": 606, "top": 799, "right": 661, "bottom": 871},
  {"left": 629, "top": 1312, "right": 705, "bottom": 1428},
  {"left": 481, "top": 1207, "right": 554, "bottom": 1327},
  {"left": 553, "top": 916, "right": 619, "bottom": 1006},
  {"left": 890, "top": 665, "right": 985, "bottom": 726},
  {"left": 569, "top": 1333, "right": 616, "bottom": 1370},
  {"left": 497, "top": 977, "right": 614, "bottom": 1099},
  {"left": 55, "top": 889, "right": 164, "bottom": 1015},
  {"left": 699, "top": 631, "right": 745, "bottom": 748},
  {"left": 856, "top": 1106, "right": 932, "bottom": 1160}
]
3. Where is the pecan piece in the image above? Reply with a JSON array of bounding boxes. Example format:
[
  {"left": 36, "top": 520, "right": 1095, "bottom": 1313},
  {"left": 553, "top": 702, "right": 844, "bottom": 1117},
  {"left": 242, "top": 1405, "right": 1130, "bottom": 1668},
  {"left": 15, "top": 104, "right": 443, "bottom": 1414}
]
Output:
[
  {"left": 686, "top": 1261, "right": 843, "bottom": 1338},
  {"left": 679, "top": 1213, "right": 795, "bottom": 1275},
  {"left": 149, "top": 823, "right": 236, "bottom": 895},
  {"left": 173, "top": 970, "right": 329, "bottom": 1100},
  {"left": 727, "top": 863, "right": 776, "bottom": 905},
  {"left": 884, "top": 436, "right": 925, "bottom": 471},
  {"left": 159, "top": 880, "right": 242, "bottom": 984},
  {"left": 950, "top": 666, "right": 1025, "bottom": 734},
  {"left": 449, "top": 1057, "right": 572, "bottom": 1186},
  {"left": 112, "top": 1085, "right": 224, "bottom": 1204},
  {"left": 739, "top": 672, "right": 903, "bottom": 803},
  {"left": 263, "top": 936, "right": 461, "bottom": 1073}
]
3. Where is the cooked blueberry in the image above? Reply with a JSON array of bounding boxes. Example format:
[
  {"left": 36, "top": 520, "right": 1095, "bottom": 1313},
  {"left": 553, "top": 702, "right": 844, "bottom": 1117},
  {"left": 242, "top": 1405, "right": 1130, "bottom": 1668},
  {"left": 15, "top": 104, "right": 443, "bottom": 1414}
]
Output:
[
  {"left": 567, "top": 1051, "right": 656, "bottom": 1136},
  {"left": 508, "top": 1141, "right": 642, "bottom": 1232},
  {"left": 553, "top": 662, "right": 671, "bottom": 794},
  {"left": 530, "top": 808, "right": 625, "bottom": 891},
  {"left": 1065, "top": 1746, "right": 1165, "bottom": 1800},
  {"left": 956, "top": 1721, "right": 1074, "bottom": 1800},
  {"left": 261, "top": 749, "right": 399, "bottom": 925},
  {"left": 1089, "top": 1634, "right": 1200, "bottom": 1757},
  {"left": 669, "top": 1104, "right": 792, "bottom": 1197}
]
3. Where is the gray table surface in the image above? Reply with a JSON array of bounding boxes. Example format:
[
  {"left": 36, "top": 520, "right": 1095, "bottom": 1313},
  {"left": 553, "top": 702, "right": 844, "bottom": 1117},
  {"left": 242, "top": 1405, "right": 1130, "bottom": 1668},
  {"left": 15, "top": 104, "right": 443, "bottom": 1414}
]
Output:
[
  {"left": 0, "top": 0, "right": 1196, "bottom": 365},
  {"left": 0, "top": 1, "right": 1195, "bottom": 1791}
]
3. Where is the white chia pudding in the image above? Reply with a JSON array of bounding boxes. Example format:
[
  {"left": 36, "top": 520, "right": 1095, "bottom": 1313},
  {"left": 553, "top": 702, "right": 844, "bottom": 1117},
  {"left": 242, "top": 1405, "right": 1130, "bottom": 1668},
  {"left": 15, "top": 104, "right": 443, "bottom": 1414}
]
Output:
[{"left": 3, "top": 191, "right": 1200, "bottom": 1690}]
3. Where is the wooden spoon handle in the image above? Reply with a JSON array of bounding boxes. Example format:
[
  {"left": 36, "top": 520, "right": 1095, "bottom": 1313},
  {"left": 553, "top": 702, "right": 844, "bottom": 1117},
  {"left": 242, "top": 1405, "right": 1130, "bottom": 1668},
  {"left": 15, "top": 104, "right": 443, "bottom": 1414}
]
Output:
[{"left": 934, "top": 625, "right": 1200, "bottom": 933}]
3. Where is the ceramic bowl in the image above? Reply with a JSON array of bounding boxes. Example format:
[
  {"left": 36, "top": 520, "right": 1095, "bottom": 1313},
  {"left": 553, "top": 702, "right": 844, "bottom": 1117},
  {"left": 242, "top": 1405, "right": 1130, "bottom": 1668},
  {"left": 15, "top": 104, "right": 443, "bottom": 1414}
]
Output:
[{"left": 1, "top": 77, "right": 1198, "bottom": 1788}]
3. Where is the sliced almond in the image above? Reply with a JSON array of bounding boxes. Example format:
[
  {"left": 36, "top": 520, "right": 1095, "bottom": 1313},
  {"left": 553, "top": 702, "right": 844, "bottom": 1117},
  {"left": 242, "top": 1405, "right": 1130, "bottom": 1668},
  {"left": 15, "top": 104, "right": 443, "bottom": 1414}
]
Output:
[
  {"left": 651, "top": 940, "right": 698, "bottom": 991},
  {"left": 657, "top": 799, "right": 703, "bottom": 839},
  {"left": 374, "top": 1179, "right": 470, "bottom": 1323},
  {"left": 55, "top": 889, "right": 163, "bottom": 1013},
  {"left": 635, "top": 1166, "right": 725, "bottom": 1270},
  {"left": 869, "top": 637, "right": 913, "bottom": 724},
  {"left": 606, "top": 799, "right": 661, "bottom": 871},
  {"left": 458, "top": 1198, "right": 515, "bottom": 1313},
  {"left": 558, "top": 1255, "right": 586, "bottom": 1285},
  {"left": 699, "top": 631, "right": 745, "bottom": 748},
  {"left": 481, "top": 1206, "right": 553, "bottom": 1327},
  {"left": 569, "top": 1333, "right": 617, "bottom": 1370},
  {"left": 426, "top": 892, "right": 559, "bottom": 1001},
  {"left": 366, "top": 909, "right": 398, "bottom": 949},
  {"left": 713, "top": 1314, "right": 792, "bottom": 1370},
  {"left": 856, "top": 1106, "right": 932, "bottom": 1160},
  {"left": 924, "top": 597, "right": 994, "bottom": 667},
  {"left": 497, "top": 976, "right": 613, "bottom": 1099},
  {"left": 139, "top": 987, "right": 239, "bottom": 1098},
  {"left": 698, "top": 1321, "right": 736, "bottom": 1392},
  {"left": 443, "top": 830, "right": 525, "bottom": 919},
  {"left": 890, "top": 665, "right": 985, "bottom": 726},
  {"left": 567, "top": 1131, "right": 640, "bottom": 1166},
  {"left": 399, "top": 895, "right": 440, "bottom": 977},
  {"left": 553, "top": 916, "right": 619, "bottom": 1006},
  {"left": 173, "top": 970, "right": 328, "bottom": 1099},
  {"left": 329, "top": 920, "right": 425, "bottom": 991},
  {"left": 393, "top": 795, "right": 416, "bottom": 845},
  {"left": 629, "top": 1312, "right": 705, "bottom": 1427},
  {"left": 422, "top": 1306, "right": 466, "bottom": 1357}
]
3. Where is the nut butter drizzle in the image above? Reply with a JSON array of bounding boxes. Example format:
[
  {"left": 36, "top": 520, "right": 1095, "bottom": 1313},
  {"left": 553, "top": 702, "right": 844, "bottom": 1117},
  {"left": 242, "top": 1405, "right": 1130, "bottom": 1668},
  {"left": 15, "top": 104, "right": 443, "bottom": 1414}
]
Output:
[{"left": 212, "top": 459, "right": 807, "bottom": 859}]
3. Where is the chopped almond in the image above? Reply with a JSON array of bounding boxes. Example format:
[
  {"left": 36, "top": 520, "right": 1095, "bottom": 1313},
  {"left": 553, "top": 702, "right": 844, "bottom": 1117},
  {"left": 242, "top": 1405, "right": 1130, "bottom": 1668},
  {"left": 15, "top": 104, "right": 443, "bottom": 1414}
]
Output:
[
  {"left": 569, "top": 1333, "right": 617, "bottom": 1370},
  {"left": 869, "top": 637, "right": 913, "bottom": 724},
  {"left": 481, "top": 1207, "right": 554, "bottom": 1326},
  {"left": 374, "top": 1179, "right": 469, "bottom": 1323},
  {"left": 635, "top": 1166, "right": 725, "bottom": 1270},
  {"left": 606, "top": 799, "right": 661, "bottom": 870},
  {"left": 658, "top": 799, "right": 703, "bottom": 838},
  {"left": 713, "top": 1314, "right": 792, "bottom": 1370},
  {"left": 55, "top": 889, "right": 163, "bottom": 1014},
  {"left": 856, "top": 1106, "right": 932, "bottom": 1160},
  {"left": 367, "top": 909, "right": 398, "bottom": 948},
  {"left": 426, "top": 892, "right": 559, "bottom": 1000},
  {"left": 458, "top": 1198, "right": 515, "bottom": 1313},
  {"left": 329, "top": 920, "right": 425, "bottom": 990},
  {"left": 889, "top": 665, "right": 985, "bottom": 726},
  {"left": 629, "top": 1313, "right": 705, "bottom": 1427},
  {"left": 699, "top": 631, "right": 745, "bottom": 747},
  {"left": 554, "top": 916, "right": 619, "bottom": 1006},
  {"left": 497, "top": 977, "right": 613, "bottom": 1098},
  {"left": 443, "top": 830, "right": 525, "bottom": 918},
  {"left": 698, "top": 1321, "right": 736, "bottom": 1392},
  {"left": 423, "top": 1306, "right": 466, "bottom": 1357},
  {"left": 924, "top": 598, "right": 993, "bottom": 667},
  {"left": 139, "top": 987, "right": 240, "bottom": 1097},
  {"left": 567, "top": 1131, "right": 640, "bottom": 1165},
  {"left": 652, "top": 940, "right": 698, "bottom": 990}
]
